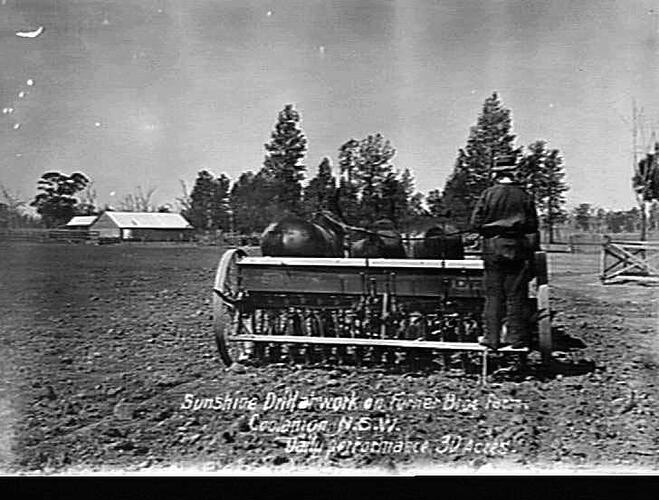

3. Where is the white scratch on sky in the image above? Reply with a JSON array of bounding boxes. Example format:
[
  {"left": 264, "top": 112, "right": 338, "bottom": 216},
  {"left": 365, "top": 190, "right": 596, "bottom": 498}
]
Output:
[{"left": 15, "top": 26, "right": 44, "bottom": 38}]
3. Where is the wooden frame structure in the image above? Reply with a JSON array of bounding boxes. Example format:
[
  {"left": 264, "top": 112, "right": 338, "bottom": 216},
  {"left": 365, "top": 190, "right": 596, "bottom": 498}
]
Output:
[{"left": 600, "top": 237, "right": 659, "bottom": 284}]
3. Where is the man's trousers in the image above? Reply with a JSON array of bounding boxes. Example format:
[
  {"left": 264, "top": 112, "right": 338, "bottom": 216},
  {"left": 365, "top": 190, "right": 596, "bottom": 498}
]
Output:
[{"left": 481, "top": 257, "right": 531, "bottom": 347}]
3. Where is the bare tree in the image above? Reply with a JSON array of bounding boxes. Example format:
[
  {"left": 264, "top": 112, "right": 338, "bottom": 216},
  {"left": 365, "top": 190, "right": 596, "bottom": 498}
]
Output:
[
  {"left": 0, "top": 184, "right": 28, "bottom": 228},
  {"left": 118, "top": 194, "right": 137, "bottom": 212},
  {"left": 0, "top": 184, "right": 26, "bottom": 213},
  {"left": 77, "top": 182, "right": 98, "bottom": 215},
  {"left": 176, "top": 179, "right": 192, "bottom": 215},
  {"left": 632, "top": 102, "right": 659, "bottom": 240},
  {"left": 118, "top": 185, "right": 157, "bottom": 212}
]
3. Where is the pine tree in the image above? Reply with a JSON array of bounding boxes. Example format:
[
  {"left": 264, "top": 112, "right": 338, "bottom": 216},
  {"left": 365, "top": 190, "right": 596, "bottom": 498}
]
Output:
[
  {"left": 441, "top": 93, "right": 520, "bottom": 228},
  {"left": 382, "top": 168, "right": 416, "bottom": 228},
  {"left": 337, "top": 139, "right": 361, "bottom": 224},
  {"left": 518, "top": 141, "right": 569, "bottom": 243},
  {"left": 262, "top": 104, "right": 308, "bottom": 217},
  {"left": 408, "top": 192, "right": 427, "bottom": 218},
  {"left": 540, "top": 148, "right": 569, "bottom": 242},
  {"left": 381, "top": 172, "right": 407, "bottom": 223},
  {"left": 440, "top": 153, "right": 472, "bottom": 227},
  {"left": 187, "top": 170, "right": 216, "bottom": 230},
  {"left": 517, "top": 140, "right": 548, "bottom": 202},
  {"left": 188, "top": 170, "right": 232, "bottom": 230},
  {"left": 210, "top": 173, "right": 231, "bottom": 230},
  {"left": 426, "top": 189, "right": 449, "bottom": 218},
  {"left": 230, "top": 171, "right": 275, "bottom": 234},
  {"left": 353, "top": 134, "right": 396, "bottom": 224},
  {"left": 573, "top": 203, "right": 592, "bottom": 231},
  {"left": 399, "top": 168, "right": 415, "bottom": 212},
  {"left": 302, "top": 157, "right": 336, "bottom": 216}
]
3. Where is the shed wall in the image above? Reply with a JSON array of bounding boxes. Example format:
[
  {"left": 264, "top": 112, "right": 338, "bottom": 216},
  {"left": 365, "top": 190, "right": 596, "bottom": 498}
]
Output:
[
  {"left": 125, "top": 228, "right": 192, "bottom": 241},
  {"left": 90, "top": 213, "right": 120, "bottom": 239}
]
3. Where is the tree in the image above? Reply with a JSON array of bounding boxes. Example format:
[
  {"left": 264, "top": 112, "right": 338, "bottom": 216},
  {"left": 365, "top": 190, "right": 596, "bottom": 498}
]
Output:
[
  {"left": 262, "top": 104, "right": 308, "bottom": 217},
  {"left": 30, "top": 172, "right": 90, "bottom": 227},
  {"left": 382, "top": 168, "right": 418, "bottom": 229},
  {"left": 650, "top": 201, "right": 659, "bottom": 232},
  {"left": 211, "top": 173, "right": 231, "bottom": 230},
  {"left": 76, "top": 182, "right": 99, "bottom": 216},
  {"left": 439, "top": 155, "right": 472, "bottom": 227},
  {"left": 633, "top": 142, "right": 659, "bottom": 240},
  {"left": 627, "top": 207, "right": 641, "bottom": 232},
  {"left": 408, "top": 192, "right": 427, "bottom": 218},
  {"left": 604, "top": 210, "right": 626, "bottom": 233},
  {"left": 398, "top": 168, "right": 416, "bottom": 224},
  {"left": 597, "top": 208, "right": 640, "bottom": 233},
  {"left": 230, "top": 171, "right": 275, "bottom": 234},
  {"left": 540, "top": 148, "right": 569, "bottom": 241},
  {"left": 302, "top": 157, "right": 336, "bottom": 216},
  {"left": 188, "top": 170, "right": 215, "bottom": 229},
  {"left": 352, "top": 134, "right": 397, "bottom": 224},
  {"left": 573, "top": 203, "right": 592, "bottom": 232},
  {"left": 177, "top": 180, "right": 192, "bottom": 220},
  {"left": 441, "top": 92, "right": 520, "bottom": 228},
  {"left": 187, "top": 170, "right": 231, "bottom": 230},
  {"left": 594, "top": 208, "right": 607, "bottom": 233},
  {"left": 381, "top": 172, "right": 407, "bottom": 223},
  {"left": 518, "top": 141, "right": 569, "bottom": 243},
  {"left": 426, "top": 189, "right": 449, "bottom": 218},
  {"left": 118, "top": 186, "right": 157, "bottom": 212},
  {"left": 335, "top": 134, "right": 408, "bottom": 225},
  {"left": 336, "top": 139, "right": 361, "bottom": 224},
  {"left": 517, "top": 140, "right": 547, "bottom": 201},
  {"left": 0, "top": 185, "right": 34, "bottom": 228}
]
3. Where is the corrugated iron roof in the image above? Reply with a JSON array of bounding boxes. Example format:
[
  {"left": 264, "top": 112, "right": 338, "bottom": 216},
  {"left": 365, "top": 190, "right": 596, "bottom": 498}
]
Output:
[
  {"left": 66, "top": 215, "right": 98, "bottom": 227},
  {"left": 100, "top": 212, "right": 192, "bottom": 229}
]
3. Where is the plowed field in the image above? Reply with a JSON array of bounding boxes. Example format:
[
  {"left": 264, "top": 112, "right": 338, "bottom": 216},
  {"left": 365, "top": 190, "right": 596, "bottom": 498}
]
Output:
[{"left": 1, "top": 242, "right": 657, "bottom": 473}]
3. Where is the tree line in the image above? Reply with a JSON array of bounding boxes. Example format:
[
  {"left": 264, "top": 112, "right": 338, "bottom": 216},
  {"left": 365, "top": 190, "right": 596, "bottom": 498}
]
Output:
[
  {"left": 182, "top": 95, "right": 571, "bottom": 240},
  {"left": 570, "top": 202, "right": 659, "bottom": 235},
  {"left": 7, "top": 93, "right": 579, "bottom": 238}
]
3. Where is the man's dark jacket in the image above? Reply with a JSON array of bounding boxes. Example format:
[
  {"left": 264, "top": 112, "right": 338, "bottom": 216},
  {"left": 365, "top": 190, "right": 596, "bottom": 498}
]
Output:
[{"left": 470, "top": 183, "right": 538, "bottom": 238}]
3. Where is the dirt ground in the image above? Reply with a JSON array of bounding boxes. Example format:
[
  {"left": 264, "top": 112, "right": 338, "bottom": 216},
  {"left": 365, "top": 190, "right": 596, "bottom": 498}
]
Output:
[{"left": 0, "top": 241, "right": 657, "bottom": 474}]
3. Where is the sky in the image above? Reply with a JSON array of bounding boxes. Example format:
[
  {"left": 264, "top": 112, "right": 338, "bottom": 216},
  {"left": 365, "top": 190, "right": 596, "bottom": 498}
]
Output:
[{"left": 2, "top": 0, "right": 659, "bottom": 211}]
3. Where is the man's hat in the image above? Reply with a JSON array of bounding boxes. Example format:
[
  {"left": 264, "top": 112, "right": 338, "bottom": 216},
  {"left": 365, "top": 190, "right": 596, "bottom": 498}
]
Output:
[{"left": 491, "top": 154, "right": 517, "bottom": 173}]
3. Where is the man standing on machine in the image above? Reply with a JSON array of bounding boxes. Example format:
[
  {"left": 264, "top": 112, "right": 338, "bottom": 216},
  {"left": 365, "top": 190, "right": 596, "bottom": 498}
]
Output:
[{"left": 470, "top": 156, "right": 539, "bottom": 350}]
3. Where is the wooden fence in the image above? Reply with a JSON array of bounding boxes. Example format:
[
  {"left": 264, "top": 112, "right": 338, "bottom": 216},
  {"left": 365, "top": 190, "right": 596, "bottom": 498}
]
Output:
[
  {"left": 600, "top": 237, "right": 659, "bottom": 284},
  {"left": 0, "top": 228, "right": 50, "bottom": 242},
  {"left": 0, "top": 229, "right": 99, "bottom": 243},
  {"left": 48, "top": 229, "right": 99, "bottom": 242}
]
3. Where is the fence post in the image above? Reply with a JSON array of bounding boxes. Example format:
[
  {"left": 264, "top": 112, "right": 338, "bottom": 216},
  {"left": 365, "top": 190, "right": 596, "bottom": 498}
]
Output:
[{"left": 599, "top": 235, "right": 610, "bottom": 282}]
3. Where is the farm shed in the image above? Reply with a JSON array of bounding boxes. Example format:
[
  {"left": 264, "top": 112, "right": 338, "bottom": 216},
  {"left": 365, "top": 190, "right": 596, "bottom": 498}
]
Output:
[
  {"left": 64, "top": 215, "right": 98, "bottom": 230},
  {"left": 90, "top": 211, "right": 193, "bottom": 241}
]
